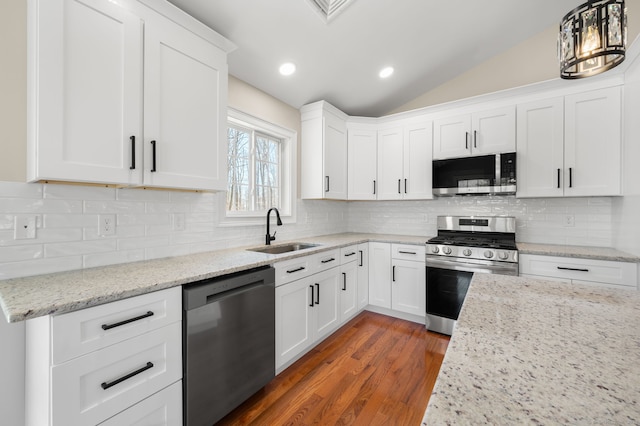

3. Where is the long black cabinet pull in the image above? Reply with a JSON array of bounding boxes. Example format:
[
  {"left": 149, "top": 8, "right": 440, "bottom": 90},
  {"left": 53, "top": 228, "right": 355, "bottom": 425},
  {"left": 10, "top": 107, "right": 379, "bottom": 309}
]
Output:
[
  {"left": 315, "top": 283, "right": 320, "bottom": 304},
  {"left": 101, "top": 311, "right": 154, "bottom": 330},
  {"left": 465, "top": 132, "right": 469, "bottom": 149},
  {"left": 150, "top": 140, "right": 157, "bottom": 172},
  {"left": 101, "top": 362, "right": 154, "bottom": 390},
  {"left": 473, "top": 130, "right": 477, "bottom": 148},
  {"left": 404, "top": 179, "right": 407, "bottom": 194},
  {"left": 325, "top": 176, "right": 330, "bottom": 192},
  {"left": 557, "top": 168, "right": 561, "bottom": 189},
  {"left": 286, "top": 266, "right": 305, "bottom": 274},
  {"left": 129, "top": 136, "right": 136, "bottom": 170},
  {"left": 392, "top": 265, "right": 396, "bottom": 282},
  {"left": 373, "top": 180, "right": 376, "bottom": 195},
  {"left": 569, "top": 167, "right": 573, "bottom": 188},
  {"left": 557, "top": 266, "right": 589, "bottom": 272},
  {"left": 359, "top": 250, "right": 363, "bottom": 267},
  {"left": 397, "top": 179, "right": 401, "bottom": 194},
  {"left": 309, "top": 285, "right": 315, "bottom": 307},
  {"left": 342, "top": 272, "right": 347, "bottom": 291},
  {"left": 321, "top": 258, "right": 335, "bottom": 264}
]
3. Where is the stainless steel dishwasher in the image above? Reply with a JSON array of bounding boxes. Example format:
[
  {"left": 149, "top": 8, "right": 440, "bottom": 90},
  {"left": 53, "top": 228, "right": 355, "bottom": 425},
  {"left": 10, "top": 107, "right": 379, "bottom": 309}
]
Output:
[{"left": 183, "top": 266, "right": 275, "bottom": 426}]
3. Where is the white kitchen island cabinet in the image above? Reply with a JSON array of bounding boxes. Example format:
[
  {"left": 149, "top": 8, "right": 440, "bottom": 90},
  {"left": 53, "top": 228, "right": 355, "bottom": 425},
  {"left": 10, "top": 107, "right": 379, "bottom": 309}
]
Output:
[
  {"left": 433, "top": 105, "right": 515, "bottom": 160},
  {"left": 28, "top": 0, "right": 231, "bottom": 191},
  {"left": 300, "top": 101, "right": 348, "bottom": 200},
  {"left": 517, "top": 86, "right": 622, "bottom": 198}
]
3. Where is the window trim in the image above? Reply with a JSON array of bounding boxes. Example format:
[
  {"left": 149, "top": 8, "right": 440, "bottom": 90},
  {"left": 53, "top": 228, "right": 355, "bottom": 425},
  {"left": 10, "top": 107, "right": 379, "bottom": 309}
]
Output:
[{"left": 218, "top": 107, "right": 297, "bottom": 227}]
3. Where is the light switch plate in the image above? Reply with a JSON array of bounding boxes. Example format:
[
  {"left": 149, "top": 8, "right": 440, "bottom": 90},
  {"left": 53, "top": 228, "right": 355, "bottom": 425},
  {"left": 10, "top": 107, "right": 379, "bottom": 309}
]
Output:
[{"left": 14, "top": 215, "right": 37, "bottom": 239}]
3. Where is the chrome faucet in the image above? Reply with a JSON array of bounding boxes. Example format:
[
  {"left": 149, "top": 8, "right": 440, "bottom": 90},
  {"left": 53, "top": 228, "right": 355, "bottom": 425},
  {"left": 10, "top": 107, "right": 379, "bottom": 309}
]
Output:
[{"left": 265, "top": 207, "right": 282, "bottom": 245}]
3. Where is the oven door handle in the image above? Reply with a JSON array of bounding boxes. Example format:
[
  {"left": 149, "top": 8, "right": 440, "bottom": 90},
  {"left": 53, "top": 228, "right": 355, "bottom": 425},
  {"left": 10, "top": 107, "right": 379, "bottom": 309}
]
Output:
[{"left": 426, "top": 258, "right": 518, "bottom": 275}]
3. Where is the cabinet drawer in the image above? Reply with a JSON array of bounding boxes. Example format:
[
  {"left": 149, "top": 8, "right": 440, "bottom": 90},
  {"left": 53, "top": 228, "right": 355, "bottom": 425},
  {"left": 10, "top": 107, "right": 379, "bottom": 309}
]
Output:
[
  {"left": 98, "top": 380, "right": 182, "bottom": 426},
  {"left": 391, "top": 244, "right": 425, "bottom": 261},
  {"left": 340, "top": 245, "right": 358, "bottom": 264},
  {"left": 51, "top": 287, "right": 181, "bottom": 364},
  {"left": 275, "top": 255, "right": 315, "bottom": 285},
  {"left": 519, "top": 254, "right": 638, "bottom": 288},
  {"left": 52, "top": 322, "right": 182, "bottom": 426},
  {"left": 315, "top": 249, "right": 341, "bottom": 272}
]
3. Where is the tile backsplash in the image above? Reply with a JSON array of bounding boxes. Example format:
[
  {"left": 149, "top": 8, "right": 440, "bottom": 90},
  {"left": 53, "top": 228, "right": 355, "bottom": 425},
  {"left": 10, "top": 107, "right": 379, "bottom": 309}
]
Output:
[{"left": 0, "top": 181, "right": 614, "bottom": 279}]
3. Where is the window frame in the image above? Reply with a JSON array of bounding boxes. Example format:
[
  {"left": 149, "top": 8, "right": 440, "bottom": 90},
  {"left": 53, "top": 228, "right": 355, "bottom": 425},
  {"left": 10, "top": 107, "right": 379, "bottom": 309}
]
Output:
[{"left": 219, "top": 107, "right": 297, "bottom": 227}]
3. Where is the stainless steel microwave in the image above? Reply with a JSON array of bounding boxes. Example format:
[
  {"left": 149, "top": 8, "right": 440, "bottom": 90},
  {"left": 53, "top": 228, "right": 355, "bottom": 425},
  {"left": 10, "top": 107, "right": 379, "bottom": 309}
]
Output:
[{"left": 432, "top": 152, "right": 516, "bottom": 196}]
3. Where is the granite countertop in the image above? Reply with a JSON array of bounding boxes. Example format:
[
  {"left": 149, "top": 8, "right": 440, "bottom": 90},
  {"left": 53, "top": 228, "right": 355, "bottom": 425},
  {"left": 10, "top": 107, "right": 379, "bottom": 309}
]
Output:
[
  {"left": 423, "top": 273, "right": 640, "bottom": 425},
  {"left": 0, "top": 233, "right": 429, "bottom": 323},
  {"left": 516, "top": 242, "right": 640, "bottom": 262}
]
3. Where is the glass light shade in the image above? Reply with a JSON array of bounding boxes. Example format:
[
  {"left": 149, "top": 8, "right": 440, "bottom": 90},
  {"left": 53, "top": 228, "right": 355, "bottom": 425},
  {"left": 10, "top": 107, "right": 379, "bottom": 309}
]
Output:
[{"left": 558, "top": 0, "right": 626, "bottom": 79}]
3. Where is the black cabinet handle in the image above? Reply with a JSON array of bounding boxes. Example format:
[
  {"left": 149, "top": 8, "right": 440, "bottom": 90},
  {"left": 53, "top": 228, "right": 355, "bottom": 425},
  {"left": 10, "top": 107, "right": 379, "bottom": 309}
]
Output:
[
  {"left": 359, "top": 250, "right": 363, "bottom": 267},
  {"left": 398, "top": 179, "right": 401, "bottom": 194},
  {"left": 321, "top": 258, "right": 335, "bottom": 264},
  {"left": 344, "top": 252, "right": 356, "bottom": 257},
  {"left": 557, "top": 168, "right": 561, "bottom": 189},
  {"left": 404, "top": 179, "right": 407, "bottom": 194},
  {"left": 286, "top": 266, "right": 305, "bottom": 274},
  {"left": 557, "top": 266, "right": 589, "bottom": 272},
  {"left": 309, "top": 285, "right": 315, "bottom": 307},
  {"left": 315, "top": 283, "right": 320, "bottom": 304},
  {"left": 150, "top": 140, "right": 157, "bottom": 172},
  {"left": 392, "top": 265, "right": 396, "bottom": 282},
  {"left": 465, "top": 132, "right": 469, "bottom": 149},
  {"left": 101, "top": 311, "right": 154, "bottom": 330},
  {"left": 325, "top": 176, "right": 330, "bottom": 192},
  {"left": 473, "top": 130, "right": 477, "bottom": 148},
  {"left": 399, "top": 250, "right": 417, "bottom": 255},
  {"left": 342, "top": 272, "right": 346, "bottom": 291},
  {"left": 101, "top": 362, "right": 153, "bottom": 390},
  {"left": 373, "top": 180, "right": 376, "bottom": 195},
  {"left": 569, "top": 167, "right": 573, "bottom": 188},
  {"left": 129, "top": 136, "right": 136, "bottom": 170}
]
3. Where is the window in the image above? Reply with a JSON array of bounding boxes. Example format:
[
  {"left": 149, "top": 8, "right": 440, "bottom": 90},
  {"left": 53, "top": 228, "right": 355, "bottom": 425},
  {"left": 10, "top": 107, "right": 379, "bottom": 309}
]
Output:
[{"left": 223, "top": 108, "right": 296, "bottom": 224}]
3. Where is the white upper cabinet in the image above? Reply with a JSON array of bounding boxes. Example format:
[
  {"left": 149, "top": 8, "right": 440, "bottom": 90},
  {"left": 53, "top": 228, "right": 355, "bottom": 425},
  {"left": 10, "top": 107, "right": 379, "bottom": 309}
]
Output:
[
  {"left": 433, "top": 106, "right": 515, "bottom": 159},
  {"left": 27, "top": 0, "right": 231, "bottom": 191},
  {"left": 301, "top": 101, "right": 348, "bottom": 200},
  {"left": 377, "top": 120, "right": 433, "bottom": 200},
  {"left": 347, "top": 125, "right": 377, "bottom": 200},
  {"left": 517, "top": 86, "right": 622, "bottom": 198}
]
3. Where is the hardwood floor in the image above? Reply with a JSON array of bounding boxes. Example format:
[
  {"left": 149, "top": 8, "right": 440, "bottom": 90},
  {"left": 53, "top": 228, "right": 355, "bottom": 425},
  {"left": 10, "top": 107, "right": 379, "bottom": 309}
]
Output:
[{"left": 217, "top": 311, "right": 450, "bottom": 425}]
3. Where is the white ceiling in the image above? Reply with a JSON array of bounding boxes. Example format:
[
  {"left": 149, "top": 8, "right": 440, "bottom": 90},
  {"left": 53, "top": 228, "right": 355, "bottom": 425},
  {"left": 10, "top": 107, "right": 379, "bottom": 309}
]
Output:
[{"left": 168, "top": 0, "right": 580, "bottom": 117}]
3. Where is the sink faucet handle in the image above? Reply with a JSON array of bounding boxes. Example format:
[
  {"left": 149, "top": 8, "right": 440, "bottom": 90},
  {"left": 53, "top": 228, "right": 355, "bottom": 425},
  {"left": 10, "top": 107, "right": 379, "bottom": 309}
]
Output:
[{"left": 272, "top": 231, "right": 277, "bottom": 240}]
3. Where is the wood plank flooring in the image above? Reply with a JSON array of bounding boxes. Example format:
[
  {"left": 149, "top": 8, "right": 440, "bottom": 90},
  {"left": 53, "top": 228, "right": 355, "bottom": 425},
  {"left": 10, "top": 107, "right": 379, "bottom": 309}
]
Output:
[{"left": 217, "top": 311, "right": 450, "bottom": 425}]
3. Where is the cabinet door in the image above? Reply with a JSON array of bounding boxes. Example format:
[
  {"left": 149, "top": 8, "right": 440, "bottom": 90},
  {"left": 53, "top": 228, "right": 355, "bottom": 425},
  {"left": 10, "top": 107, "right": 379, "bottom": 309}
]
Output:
[
  {"left": 339, "top": 263, "right": 358, "bottom": 322},
  {"left": 357, "top": 243, "right": 369, "bottom": 310},
  {"left": 403, "top": 122, "right": 433, "bottom": 200},
  {"left": 368, "top": 242, "right": 391, "bottom": 308},
  {"left": 377, "top": 127, "right": 404, "bottom": 200},
  {"left": 471, "top": 106, "right": 516, "bottom": 155},
  {"left": 143, "top": 15, "right": 228, "bottom": 190},
  {"left": 348, "top": 129, "right": 377, "bottom": 200},
  {"left": 516, "top": 97, "right": 564, "bottom": 198},
  {"left": 275, "top": 279, "right": 314, "bottom": 369},
  {"left": 564, "top": 87, "right": 622, "bottom": 196},
  {"left": 433, "top": 114, "right": 471, "bottom": 159},
  {"left": 391, "top": 259, "right": 426, "bottom": 316},
  {"left": 313, "top": 269, "right": 341, "bottom": 340},
  {"left": 29, "top": 0, "right": 143, "bottom": 185},
  {"left": 323, "top": 113, "right": 348, "bottom": 199}
]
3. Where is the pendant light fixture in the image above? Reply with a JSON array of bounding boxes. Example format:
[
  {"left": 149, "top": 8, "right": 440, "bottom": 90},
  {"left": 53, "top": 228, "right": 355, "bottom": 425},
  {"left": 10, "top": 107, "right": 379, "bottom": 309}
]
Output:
[{"left": 559, "top": 0, "right": 627, "bottom": 79}]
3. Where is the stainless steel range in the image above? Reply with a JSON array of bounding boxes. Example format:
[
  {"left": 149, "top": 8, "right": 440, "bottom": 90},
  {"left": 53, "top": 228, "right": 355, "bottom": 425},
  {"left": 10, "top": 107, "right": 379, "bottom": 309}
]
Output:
[{"left": 425, "top": 216, "right": 518, "bottom": 335}]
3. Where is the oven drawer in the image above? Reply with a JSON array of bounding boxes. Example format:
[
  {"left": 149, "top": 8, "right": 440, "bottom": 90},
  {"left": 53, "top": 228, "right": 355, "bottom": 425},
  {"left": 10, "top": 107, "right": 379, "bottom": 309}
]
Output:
[
  {"left": 52, "top": 322, "right": 182, "bottom": 426},
  {"left": 519, "top": 254, "right": 638, "bottom": 288},
  {"left": 391, "top": 244, "right": 425, "bottom": 261}
]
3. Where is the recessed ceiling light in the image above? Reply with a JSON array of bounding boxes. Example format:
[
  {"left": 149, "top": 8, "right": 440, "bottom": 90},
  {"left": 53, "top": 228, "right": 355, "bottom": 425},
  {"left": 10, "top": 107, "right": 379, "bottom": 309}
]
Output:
[
  {"left": 279, "top": 62, "right": 296, "bottom": 76},
  {"left": 379, "top": 66, "right": 394, "bottom": 79}
]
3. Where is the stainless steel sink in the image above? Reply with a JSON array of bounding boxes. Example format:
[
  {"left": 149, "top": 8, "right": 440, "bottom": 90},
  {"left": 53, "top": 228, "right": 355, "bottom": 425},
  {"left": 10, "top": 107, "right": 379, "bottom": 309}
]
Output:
[{"left": 247, "top": 242, "right": 320, "bottom": 254}]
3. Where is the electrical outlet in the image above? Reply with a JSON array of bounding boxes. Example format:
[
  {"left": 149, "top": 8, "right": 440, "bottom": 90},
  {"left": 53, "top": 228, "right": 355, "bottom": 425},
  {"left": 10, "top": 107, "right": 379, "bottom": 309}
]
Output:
[
  {"left": 14, "top": 215, "right": 37, "bottom": 239},
  {"left": 172, "top": 213, "right": 186, "bottom": 231},
  {"left": 564, "top": 215, "right": 575, "bottom": 227},
  {"left": 99, "top": 214, "right": 116, "bottom": 236}
]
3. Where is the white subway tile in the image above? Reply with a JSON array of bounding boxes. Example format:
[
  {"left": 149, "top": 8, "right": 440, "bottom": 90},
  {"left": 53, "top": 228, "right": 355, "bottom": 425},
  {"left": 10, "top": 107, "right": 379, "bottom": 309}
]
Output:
[
  {"left": 44, "top": 240, "right": 117, "bottom": 258},
  {"left": 118, "top": 235, "right": 169, "bottom": 250},
  {"left": 0, "top": 245, "right": 43, "bottom": 262},
  {"left": 83, "top": 249, "right": 144, "bottom": 269},
  {"left": 145, "top": 244, "right": 192, "bottom": 260},
  {"left": 0, "top": 182, "right": 43, "bottom": 199},
  {"left": 84, "top": 200, "right": 146, "bottom": 214},
  {"left": 0, "top": 198, "right": 82, "bottom": 214},
  {"left": 44, "top": 213, "right": 98, "bottom": 228},
  {"left": 43, "top": 184, "right": 116, "bottom": 200},
  {"left": 0, "top": 257, "right": 83, "bottom": 280},
  {"left": 117, "top": 188, "right": 170, "bottom": 203},
  {"left": 118, "top": 213, "right": 169, "bottom": 226}
]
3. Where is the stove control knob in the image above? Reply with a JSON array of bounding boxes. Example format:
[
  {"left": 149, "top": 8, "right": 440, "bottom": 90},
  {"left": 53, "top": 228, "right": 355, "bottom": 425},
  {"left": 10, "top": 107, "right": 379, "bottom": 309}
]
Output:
[
  {"left": 483, "top": 250, "right": 494, "bottom": 259},
  {"left": 442, "top": 246, "right": 452, "bottom": 255},
  {"left": 498, "top": 251, "right": 509, "bottom": 260},
  {"left": 431, "top": 246, "right": 439, "bottom": 254},
  {"left": 463, "top": 249, "right": 472, "bottom": 256}
]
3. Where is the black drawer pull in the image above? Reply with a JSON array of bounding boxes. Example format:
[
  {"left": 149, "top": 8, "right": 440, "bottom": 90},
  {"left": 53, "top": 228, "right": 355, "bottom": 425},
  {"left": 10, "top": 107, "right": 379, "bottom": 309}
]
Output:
[
  {"left": 557, "top": 266, "right": 589, "bottom": 272},
  {"left": 344, "top": 252, "right": 356, "bottom": 257},
  {"left": 321, "top": 258, "right": 335, "bottom": 264},
  {"left": 129, "top": 136, "right": 136, "bottom": 170},
  {"left": 101, "top": 362, "right": 154, "bottom": 390},
  {"left": 398, "top": 250, "right": 417, "bottom": 255},
  {"left": 101, "top": 311, "right": 154, "bottom": 330},
  {"left": 286, "top": 266, "right": 305, "bottom": 274}
]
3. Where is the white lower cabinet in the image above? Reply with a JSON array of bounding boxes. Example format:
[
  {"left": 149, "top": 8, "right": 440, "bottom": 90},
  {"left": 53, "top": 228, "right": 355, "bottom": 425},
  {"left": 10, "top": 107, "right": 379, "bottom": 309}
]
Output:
[
  {"left": 26, "top": 287, "right": 182, "bottom": 426},
  {"left": 391, "top": 259, "right": 426, "bottom": 316},
  {"left": 368, "top": 242, "right": 392, "bottom": 308},
  {"left": 99, "top": 381, "right": 182, "bottom": 426},
  {"left": 519, "top": 254, "right": 638, "bottom": 289},
  {"left": 340, "top": 257, "right": 358, "bottom": 322}
]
